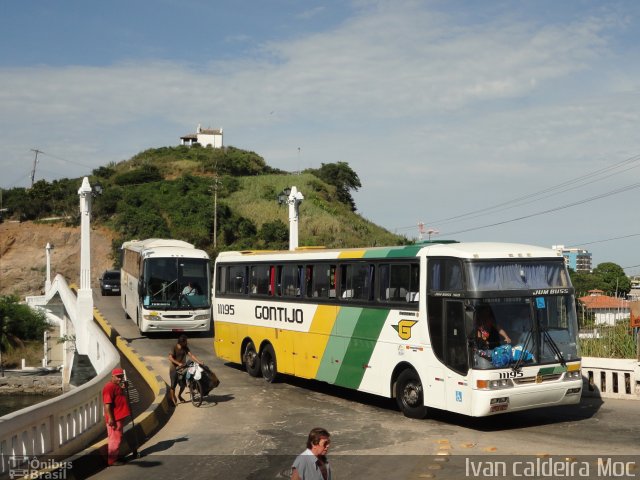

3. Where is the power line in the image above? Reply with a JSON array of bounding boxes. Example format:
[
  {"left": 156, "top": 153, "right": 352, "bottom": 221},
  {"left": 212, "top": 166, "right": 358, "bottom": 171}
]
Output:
[
  {"left": 441, "top": 181, "right": 640, "bottom": 236},
  {"left": 394, "top": 153, "right": 640, "bottom": 232},
  {"left": 567, "top": 233, "right": 640, "bottom": 248},
  {"left": 3, "top": 149, "right": 98, "bottom": 189},
  {"left": 39, "top": 150, "right": 96, "bottom": 170}
]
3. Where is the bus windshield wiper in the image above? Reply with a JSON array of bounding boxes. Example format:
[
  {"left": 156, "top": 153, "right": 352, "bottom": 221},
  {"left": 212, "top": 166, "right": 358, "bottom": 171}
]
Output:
[
  {"left": 542, "top": 329, "right": 566, "bottom": 367},
  {"left": 152, "top": 279, "right": 177, "bottom": 297},
  {"left": 512, "top": 330, "right": 533, "bottom": 373}
]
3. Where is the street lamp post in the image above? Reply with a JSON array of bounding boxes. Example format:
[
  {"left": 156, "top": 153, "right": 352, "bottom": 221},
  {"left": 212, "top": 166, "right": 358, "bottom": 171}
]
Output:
[
  {"left": 278, "top": 186, "right": 304, "bottom": 251},
  {"left": 76, "top": 178, "right": 101, "bottom": 331},
  {"left": 45, "top": 242, "right": 54, "bottom": 292}
]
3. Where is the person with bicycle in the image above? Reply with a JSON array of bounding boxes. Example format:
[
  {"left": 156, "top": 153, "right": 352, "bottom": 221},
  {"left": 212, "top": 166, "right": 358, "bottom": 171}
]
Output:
[{"left": 169, "top": 334, "right": 203, "bottom": 405}]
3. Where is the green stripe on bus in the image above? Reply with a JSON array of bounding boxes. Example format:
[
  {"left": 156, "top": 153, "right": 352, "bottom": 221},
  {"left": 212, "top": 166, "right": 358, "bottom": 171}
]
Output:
[
  {"left": 334, "top": 308, "right": 390, "bottom": 389},
  {"left": 363, "top": 245, "right": 422, "bottom": 258},
  {"left": 538, "top": 366, "right": 566, "bottom": 375},
  {"left": 315, "top": 307, "right": 360, "bottom": 384}
]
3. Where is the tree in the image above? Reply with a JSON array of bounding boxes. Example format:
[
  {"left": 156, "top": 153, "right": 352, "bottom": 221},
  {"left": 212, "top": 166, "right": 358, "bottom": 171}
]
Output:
[
  {"left": 569, "top": 269, "right": 600, "bottom": 297},
  {"left": 592, "top": 262, "right": 631, "bottom": 296},
  {"left": 308, "top": 162, "right": 362, "bottom": 211},
  {"left": 259, "top": 220, "right": 288, "bottom": 249}
]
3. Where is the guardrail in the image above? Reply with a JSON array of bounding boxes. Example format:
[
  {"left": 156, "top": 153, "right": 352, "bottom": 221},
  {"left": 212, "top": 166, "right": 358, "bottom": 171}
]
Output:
[
  {"left": 0, "top": 276, "right": 120, "bottom": 476},
  {"left": 582, "top": 356, "right": 640, "bottom": 399}
]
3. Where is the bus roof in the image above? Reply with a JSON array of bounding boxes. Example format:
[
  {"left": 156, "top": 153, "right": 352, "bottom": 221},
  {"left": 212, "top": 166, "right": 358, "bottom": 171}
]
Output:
[
  {"left": 122, "top": 238, "right": 209, "bottom": 259},
  {"left": 216, "top": 242, "right": 562, "bottom": 262},
  {"left": 122, "top": 238, "right": 195, "bottom": 251}
]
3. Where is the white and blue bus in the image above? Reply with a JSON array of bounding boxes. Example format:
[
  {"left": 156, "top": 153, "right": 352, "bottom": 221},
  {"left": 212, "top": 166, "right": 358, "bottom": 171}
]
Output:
[
  {"left": 121, "top": 238, "right": 211, "bottom": 334},
  {"left": 213, "top": 241, "right": 582, "bottom": 418}
]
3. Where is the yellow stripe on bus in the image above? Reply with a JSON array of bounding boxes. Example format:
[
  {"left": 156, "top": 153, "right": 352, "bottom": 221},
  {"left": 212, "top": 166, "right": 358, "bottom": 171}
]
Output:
[
  {"left": 289, "top": 305, "right": 338, "bottom": 379},
  {"left": 338, "top": 250, "right": 366, "bottom": 259},
  {"left": 214, "top": 305, "right": 340, "bottom": 380}
]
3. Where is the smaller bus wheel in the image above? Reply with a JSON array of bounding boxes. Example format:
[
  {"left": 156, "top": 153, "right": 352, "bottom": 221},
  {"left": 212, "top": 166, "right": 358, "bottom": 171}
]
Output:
[
  {"left": 260, "top": 344, "right": 278, "bottom": 383},
  {"left": 395, "top": 369, "right": 428, "bottom": 419},
  {"left": 244, "top": 341, "right": 261, "bottom": 377}
]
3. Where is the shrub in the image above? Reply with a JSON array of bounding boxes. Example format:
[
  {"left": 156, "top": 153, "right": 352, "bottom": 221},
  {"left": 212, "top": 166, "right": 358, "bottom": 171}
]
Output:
[{"left": 0, "top": 295, "right": 50, "bottom": 352}]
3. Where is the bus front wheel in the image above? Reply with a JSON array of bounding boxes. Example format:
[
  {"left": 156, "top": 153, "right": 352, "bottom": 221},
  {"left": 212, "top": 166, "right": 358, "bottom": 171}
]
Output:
[
  {"left": 260, "top": 344, "right": 278, "bottom": 383},
  {"left": 395, "top": 369, "right": 428, "bottom": 419},
  {"left": 244, "top": 341, "right": 261, "bottom": 377}
]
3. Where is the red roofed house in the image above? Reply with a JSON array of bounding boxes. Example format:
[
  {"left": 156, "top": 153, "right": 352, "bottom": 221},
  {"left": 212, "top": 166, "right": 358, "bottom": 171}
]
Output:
[
  {"left": 180, "top": 124, "right": 223, "bottom": 148},
  {"left": 578, "top": 289, "right": 630, "bottom": 326}
]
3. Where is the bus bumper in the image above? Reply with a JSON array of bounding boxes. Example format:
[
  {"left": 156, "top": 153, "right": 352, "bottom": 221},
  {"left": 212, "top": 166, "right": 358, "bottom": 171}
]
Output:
[
  {"left": 142, "top": 316, "right": 210, "bottom": 333},
  {"left": 470, "top": 378, "right": 583, "bottom": 417}
]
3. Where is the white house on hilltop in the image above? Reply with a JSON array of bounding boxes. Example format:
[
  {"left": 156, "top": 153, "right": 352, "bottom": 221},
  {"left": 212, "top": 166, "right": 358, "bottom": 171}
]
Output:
[{"left": 180, "top": 124, "right": 223, "bottom": 148}]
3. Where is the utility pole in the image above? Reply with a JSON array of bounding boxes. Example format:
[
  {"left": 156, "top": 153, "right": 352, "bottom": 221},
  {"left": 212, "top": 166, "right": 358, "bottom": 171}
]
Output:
[
  {"left": 213, "top": 174, "right": 219, "bottom": 249},
  {"left": 30, "top": 149, "right": 43, "bottom": 187}
]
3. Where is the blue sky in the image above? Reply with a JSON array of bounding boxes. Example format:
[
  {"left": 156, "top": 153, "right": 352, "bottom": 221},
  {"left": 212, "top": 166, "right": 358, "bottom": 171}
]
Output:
[{"left": 1, "top": 0, "right": 639, "bottom": 274}]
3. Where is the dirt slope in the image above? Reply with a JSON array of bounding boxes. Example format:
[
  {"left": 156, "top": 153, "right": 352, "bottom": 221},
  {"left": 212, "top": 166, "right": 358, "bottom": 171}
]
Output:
[{"left": 0, "top": 221, "right": 116, "bottom": 297}]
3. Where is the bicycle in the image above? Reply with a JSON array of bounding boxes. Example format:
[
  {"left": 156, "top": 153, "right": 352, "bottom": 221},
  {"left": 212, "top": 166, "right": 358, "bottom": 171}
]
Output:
[
  {"left": 184, "top": 362, "right": 205, "bottom": 407},
  {"left": 184, "top": 362, "right": 220, "bottom": 407}
]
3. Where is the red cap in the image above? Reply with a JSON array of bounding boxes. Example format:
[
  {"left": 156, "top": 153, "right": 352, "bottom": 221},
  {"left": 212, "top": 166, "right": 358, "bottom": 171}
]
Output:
[{"left": 112, "top": 368, "right": 124, "bottom": 376}]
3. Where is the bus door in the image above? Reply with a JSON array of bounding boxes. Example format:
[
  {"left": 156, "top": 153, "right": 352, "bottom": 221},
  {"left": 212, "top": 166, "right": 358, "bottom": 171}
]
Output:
[{"left": 444, "top": 300, "right": 470, "bottom": 413}]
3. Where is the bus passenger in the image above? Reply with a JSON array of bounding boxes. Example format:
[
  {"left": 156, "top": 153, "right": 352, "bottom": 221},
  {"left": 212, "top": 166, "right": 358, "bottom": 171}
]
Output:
[
  {"left": 168, "top": 334, "right": 203, "bottom": 405},
  {"left": 475, "top": 306, "right": 511, "bottom": 355},
  {"left": 291, "top": 427, "right": 332, "bottom": 480}
]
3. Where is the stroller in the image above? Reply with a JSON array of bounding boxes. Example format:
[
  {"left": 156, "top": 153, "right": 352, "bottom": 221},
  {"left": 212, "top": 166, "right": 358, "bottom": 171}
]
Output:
[{"left": 185, "top": 362, "right": 220, "bottom": 407}]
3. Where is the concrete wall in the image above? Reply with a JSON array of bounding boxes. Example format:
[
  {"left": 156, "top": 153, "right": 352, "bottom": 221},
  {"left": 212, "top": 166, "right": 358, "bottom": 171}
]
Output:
[{"left": 0, "top": 275, "right": 120, "bottom": 477}]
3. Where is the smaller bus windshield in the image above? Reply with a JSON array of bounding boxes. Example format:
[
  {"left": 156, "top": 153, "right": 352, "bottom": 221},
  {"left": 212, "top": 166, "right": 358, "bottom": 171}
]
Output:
[
  {"left": 143, "top": 258, "right": 210, "bottom": 309},
  {"left": 468, "top": 295, "right": 579, "bottom": 370}
]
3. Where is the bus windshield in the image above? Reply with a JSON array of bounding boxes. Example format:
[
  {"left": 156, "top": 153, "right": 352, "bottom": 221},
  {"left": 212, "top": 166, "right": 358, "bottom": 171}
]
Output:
[
  {"left": 143, "top": 257, "right": 210, "bottom": 309},
  {"left": 467, "top": 260, "right": 570, "bottom": 291},
  {"left": 468, "top": 295, "right": 579, "bottom": 370}
]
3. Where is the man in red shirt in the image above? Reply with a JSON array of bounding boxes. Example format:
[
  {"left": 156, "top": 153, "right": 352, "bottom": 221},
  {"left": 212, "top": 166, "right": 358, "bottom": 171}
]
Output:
[{"left": 102, "top": 367, "right": 131, "bottom": 466}]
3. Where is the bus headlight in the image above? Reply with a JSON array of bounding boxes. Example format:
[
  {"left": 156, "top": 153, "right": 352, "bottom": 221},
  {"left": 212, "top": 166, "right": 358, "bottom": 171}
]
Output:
[
  {"left": 194, "top": 314, "right": 209, "bottom": 321},
  {"left": 564, "top": 370, "right": 581, "bottom": 380},
  {"left": 476, "top": 379, "right": 513, "bottom": 390}
]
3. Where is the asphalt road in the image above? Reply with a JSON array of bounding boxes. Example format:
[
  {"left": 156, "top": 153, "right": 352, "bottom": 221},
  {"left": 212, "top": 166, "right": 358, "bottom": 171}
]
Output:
[{"left": 88, "top": 293, "right": 640, "bottom": 479}]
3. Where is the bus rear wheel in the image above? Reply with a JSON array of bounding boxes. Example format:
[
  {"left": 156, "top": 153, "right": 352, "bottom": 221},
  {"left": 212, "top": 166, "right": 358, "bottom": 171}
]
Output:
[
  {"left": 260, "top": 344, "right": 278, "bottom": 383},
  {"left": 243, "top": 341, "right": 261, "bottom": 377},
  {"left": 395, "top": 369, "right": 428, "bottom": 419}
]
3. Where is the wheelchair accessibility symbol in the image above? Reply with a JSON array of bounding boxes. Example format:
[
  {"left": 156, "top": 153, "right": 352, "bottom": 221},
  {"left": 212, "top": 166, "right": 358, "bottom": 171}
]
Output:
[{"left": 455, "top": 391, "right": 462, "bottom": 402}]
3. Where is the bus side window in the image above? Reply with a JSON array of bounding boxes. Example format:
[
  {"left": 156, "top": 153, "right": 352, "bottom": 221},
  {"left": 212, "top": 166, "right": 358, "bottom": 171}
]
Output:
[
  {"left": 305, "top": 265, "right": 314, "bottom": 298},
  {"left": 229, "top": 265, "right": 247, "bottom": 294},
  {"left": 312, "top": 264, "right": 336, "bottom": 299}
]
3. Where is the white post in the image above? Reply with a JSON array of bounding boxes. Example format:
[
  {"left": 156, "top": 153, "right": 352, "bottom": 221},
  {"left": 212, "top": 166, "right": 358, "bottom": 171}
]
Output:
[
  {"left": 77, "top": 177, "right": 93, "bottom": 349},
  {"left": 45, "top": 242, "right": 53, "bottom": 292},
  {"left": 287, "top": 186, "right": 304, "bottom": 251},
  {"left": 43, "top": 330, "right": 49, "bottom": 367}
]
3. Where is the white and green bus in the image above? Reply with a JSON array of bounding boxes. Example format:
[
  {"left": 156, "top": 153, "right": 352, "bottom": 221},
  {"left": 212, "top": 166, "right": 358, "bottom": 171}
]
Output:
[
  {"left": 121, "top": 239, "right": 211, "bottom": 334},
  {"left": 213, "top": 241, "right": 582, "bottom": 418}
]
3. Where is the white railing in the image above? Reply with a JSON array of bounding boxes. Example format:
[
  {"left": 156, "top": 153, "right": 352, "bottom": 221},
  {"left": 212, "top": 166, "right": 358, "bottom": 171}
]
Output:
[
  {"left": 0, "top": 275, "right": 119, "bottom": 476},
  {"left": 582, "top": 357, "right": 640, "bottom": 399}
]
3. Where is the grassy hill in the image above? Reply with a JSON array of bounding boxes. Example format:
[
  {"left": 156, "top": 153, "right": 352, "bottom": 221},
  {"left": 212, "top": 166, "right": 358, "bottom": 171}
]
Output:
[
  {"left": 2, "top": 145, "right": 405, "bottom": 262},
  {"left": 226, "top": 173, "right": 401, "bottom": 248}
]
